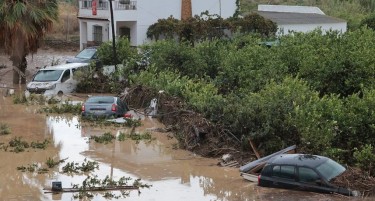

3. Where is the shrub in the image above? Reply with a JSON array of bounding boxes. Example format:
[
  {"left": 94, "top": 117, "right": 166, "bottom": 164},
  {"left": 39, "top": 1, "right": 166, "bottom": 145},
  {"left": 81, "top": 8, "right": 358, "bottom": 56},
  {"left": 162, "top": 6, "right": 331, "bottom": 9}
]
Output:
[{"left": 353, "top": 144, "right": 375, "bottom": 175}]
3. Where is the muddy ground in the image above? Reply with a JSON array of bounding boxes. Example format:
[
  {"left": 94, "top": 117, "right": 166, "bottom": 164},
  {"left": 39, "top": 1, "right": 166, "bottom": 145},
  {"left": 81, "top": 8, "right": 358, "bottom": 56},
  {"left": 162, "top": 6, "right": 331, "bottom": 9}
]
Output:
[{"left": 0, "top": 50, "right": 373, "bottom": 201}]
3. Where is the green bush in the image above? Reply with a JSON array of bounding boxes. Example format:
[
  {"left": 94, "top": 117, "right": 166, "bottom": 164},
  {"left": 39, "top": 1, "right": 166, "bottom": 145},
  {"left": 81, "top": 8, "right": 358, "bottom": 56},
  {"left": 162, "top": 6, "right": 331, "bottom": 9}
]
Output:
[
  {"left": 353, "top": 144, "right": 375, "bottom": 175},
  {"left": 97, "top": 37, "right": 137, "bottom": 65}
]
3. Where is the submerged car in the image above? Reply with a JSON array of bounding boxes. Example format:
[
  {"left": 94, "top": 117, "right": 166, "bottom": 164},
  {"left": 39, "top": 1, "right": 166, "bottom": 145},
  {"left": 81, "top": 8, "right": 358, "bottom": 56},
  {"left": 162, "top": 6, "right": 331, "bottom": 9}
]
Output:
[
  {"left": 81, "top": 96, "right": 129, "bottom": 118},
  {"left": 26, "top": 63, "right": 89, "bottom": 96},
  {"left": 66, "top": 46, "right": 99, "bottom": 64},
  {"left": 258, "top": 154, "right": 359, "bottom": 196}
]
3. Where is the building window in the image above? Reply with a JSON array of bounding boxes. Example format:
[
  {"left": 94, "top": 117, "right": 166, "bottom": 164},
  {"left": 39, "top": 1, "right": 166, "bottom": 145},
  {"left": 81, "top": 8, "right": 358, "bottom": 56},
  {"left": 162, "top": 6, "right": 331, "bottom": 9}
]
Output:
[{"left": 93, "top": 25, "right": 103, "bottom": 43}]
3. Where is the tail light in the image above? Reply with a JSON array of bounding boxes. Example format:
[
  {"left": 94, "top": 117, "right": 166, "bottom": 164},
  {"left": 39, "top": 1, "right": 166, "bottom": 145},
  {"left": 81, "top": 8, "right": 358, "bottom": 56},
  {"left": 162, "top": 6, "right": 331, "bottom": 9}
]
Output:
[
  {"left": 81, "top": 104, "right": 85, "bottom": 112},
  {"left": 111, "top": 104, "right": 117, "bottom": 112},
  {"left": 124, "top": 113, "right": 132, "bottom": 118},
  {"left": 258, "top": 175, "right": 261, "bottom": 185}
]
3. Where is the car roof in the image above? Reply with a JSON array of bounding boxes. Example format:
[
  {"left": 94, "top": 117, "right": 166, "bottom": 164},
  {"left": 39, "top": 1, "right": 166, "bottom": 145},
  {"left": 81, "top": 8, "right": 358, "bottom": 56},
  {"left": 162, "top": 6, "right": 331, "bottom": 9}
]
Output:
[
  {"left": 42, "top": 63, "right": 89, "bottom": 70},
  {"left": 268, "top": 154, "right": 329, "bottom": 168}
]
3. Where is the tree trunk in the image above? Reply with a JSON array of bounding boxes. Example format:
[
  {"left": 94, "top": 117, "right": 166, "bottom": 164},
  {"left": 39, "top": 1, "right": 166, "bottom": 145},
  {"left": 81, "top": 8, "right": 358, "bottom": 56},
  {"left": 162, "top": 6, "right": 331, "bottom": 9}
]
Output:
[{"left": 11, "top": 55, "right": 27, "bottom": 84}]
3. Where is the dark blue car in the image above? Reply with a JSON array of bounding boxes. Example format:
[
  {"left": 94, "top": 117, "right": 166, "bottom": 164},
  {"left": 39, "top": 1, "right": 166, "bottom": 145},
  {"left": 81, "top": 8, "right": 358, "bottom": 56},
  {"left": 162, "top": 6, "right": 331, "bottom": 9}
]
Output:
[{"left": 258, "top": 154, "right": 359, "bottom": 196}]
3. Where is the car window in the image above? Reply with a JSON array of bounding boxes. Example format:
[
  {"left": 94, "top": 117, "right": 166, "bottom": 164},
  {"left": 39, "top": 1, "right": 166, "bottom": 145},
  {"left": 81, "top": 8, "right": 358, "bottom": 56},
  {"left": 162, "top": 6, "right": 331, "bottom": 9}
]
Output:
[
  {"left": 61, "top": 70, "right": 71, "bottom": 83},
  {"left": 33, "top": 70, "right": 64, "bottom": 82},
  {"left": 87, "top": 97, "right": 114, "bottom": 104},
  {"left": 316, "top": 159, "right": 346, "bottom": 181},
  {"left": 299, "top": 167, "right": 320, "bottom": 183},
  {"left": 76, "top": 48, "right": 97, "bottom": 59},
  {"left": 272, "top": 165, "right": 295, "bottom": 180}
]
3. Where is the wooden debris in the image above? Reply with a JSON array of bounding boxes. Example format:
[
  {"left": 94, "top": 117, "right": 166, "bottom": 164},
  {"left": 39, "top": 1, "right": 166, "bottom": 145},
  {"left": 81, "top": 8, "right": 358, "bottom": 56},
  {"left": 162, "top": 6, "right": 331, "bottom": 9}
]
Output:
[
  {"left": 240, "top": 172, "right": 258, "bottom": 182},
  {"left": 219, "top": 160, "right": 239, "bottom": 168},
  {"left": 249, "top": 139, "right": 261, "bottom": 159}
]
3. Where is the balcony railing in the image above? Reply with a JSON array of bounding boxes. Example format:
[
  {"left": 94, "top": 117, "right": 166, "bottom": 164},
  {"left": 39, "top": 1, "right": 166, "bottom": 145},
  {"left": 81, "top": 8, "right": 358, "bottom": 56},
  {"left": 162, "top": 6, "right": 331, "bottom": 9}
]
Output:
[{"left": 80, "top": 0, "right": 136, "bottom": 10}]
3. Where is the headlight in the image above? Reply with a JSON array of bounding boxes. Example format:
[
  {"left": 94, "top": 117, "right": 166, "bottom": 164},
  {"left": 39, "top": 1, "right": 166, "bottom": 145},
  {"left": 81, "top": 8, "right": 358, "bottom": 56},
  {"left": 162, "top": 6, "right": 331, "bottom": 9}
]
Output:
[{"left": 46, "top": 84, "right": 56, "bottom": 90}]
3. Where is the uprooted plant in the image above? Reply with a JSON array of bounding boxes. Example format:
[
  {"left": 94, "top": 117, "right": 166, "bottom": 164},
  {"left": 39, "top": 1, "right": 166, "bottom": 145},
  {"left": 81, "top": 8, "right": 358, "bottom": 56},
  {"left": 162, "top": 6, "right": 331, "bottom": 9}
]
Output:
[
  {"left": 46, "top": 157, "right": 68, "bottom": 168},
  {"left": 4, "top": 137, "right": 50, "bottom": 153},
  {"left": 39, "top": 101, "right": 82, "bottom": 114},
  {"left": 16, "top": 163, "right": 49, "bottom": 174},
  {"left": 71, "top": 175, "right": 151, "bottom": 200},
  {"left": 61, "top": 158, "right": 99, "bottom": 174},
  {"left": 0, "top": 123, "right": 11, "bottom": 135},
  {"left": 117, "top": 131, "right": 154, "bottom": 143},
  {"left": 90, "top": 132, "right": 116, "bottom": 144}
]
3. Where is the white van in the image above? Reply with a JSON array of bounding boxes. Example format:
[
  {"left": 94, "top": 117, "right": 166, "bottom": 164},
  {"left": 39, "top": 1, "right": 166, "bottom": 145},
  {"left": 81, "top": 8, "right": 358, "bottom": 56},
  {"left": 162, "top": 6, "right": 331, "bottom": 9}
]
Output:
[{"left": 26, "top": 63, "right": 89, "bottom": 96}]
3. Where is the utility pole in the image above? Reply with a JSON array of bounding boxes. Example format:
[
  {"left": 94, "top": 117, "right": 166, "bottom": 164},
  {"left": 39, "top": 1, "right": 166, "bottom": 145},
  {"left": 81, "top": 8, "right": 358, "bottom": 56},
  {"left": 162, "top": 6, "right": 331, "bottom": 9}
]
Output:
[{"left": 109, "top": 0, "right": 118, "bottom": 70}]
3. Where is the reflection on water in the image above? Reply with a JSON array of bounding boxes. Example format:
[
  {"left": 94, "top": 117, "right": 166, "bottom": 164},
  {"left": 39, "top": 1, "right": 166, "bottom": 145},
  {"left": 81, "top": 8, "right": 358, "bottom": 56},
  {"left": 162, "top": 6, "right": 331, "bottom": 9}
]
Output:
[{"left": 43, "top": 115, "right": 250, "bottom": 201}]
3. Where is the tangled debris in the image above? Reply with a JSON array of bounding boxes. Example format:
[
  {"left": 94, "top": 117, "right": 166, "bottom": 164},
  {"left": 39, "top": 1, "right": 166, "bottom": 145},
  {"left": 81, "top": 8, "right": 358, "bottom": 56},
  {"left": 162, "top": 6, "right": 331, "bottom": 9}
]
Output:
[
  {"left": 124, "top": 85, "right": 251, "bottom": 163},
  {"left": 331, "top": 167, "right": 375, "bottom": 196}
]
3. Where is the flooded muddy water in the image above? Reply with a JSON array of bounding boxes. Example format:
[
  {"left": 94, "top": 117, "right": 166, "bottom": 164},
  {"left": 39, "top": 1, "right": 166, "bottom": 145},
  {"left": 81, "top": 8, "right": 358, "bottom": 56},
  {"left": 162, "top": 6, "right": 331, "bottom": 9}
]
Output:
[{"left": 0, "top": 95, "right": 372, "bottom": 201}]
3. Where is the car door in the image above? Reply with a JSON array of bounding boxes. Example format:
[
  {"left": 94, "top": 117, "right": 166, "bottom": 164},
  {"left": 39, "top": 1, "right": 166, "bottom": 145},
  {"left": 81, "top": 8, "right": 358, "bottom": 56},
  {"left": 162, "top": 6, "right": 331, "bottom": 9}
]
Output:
[
  {"left": 60, "top": 69, "right": 74, "bottom": 93},
  {"left": 297, "top": 167, "right": 334, "bottom": 193},
  {"left": 270, "top": 165, "right": 299, "bottom": 189}
]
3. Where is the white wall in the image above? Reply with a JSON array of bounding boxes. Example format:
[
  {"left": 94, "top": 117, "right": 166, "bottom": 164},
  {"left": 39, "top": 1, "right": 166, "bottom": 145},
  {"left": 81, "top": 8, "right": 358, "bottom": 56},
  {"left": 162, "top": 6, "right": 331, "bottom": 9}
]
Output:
[
  {"left": 79, "top": 0, "right": 237, "bottom": 48},
  {"left": 277, "top": 22, "right": 347, "bottom": 35}
]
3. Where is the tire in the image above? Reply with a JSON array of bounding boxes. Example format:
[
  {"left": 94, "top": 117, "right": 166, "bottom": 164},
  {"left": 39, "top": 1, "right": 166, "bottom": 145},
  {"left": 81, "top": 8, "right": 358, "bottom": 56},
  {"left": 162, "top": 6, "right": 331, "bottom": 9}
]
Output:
[{"left": 57, "top": 91, "right": 63, "bottom": 97}]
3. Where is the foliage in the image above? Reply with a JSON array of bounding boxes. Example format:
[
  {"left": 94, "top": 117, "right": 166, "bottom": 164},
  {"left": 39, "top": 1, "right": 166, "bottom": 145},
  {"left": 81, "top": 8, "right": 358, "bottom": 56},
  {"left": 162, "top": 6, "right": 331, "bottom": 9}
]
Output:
[
  {"left": 353, "top": 144, "right": 375, "bottom": 175},
  {"left": 361, "top": 13, "right": 375, "bottom": 30},
  {"left": 46, "top": 157, "right": 67, "bottom": 168},
  {"left": 97, "top": 37, "right": 137, "bottom": 65},
  {"left": 16, "top": 163, "right": 48, "bottom": 174},
  {"left": 0, "top": 0, "right": 59, "bottom": 84},
  {"left": 0, "top": 123, "right": 11, "bottom": 135},
  {"left": 146, "top": 13, "right": 277, "bottom": 43},
  {"left": 115, "top": 27, "right": 375, "bottom": 171},
  {"left": 71, "top": 175, "right": 150, "bottom": 200},
  {"left": 90, "top": 132, "right": 116, "bottom": 144},
  {"left": 30, "top": 139, "right": 50, "bottom": 149},
  {"left": 61, "top": 158, "right": 99, "bottom": 173},
  {"left": 6, "top": 137, "right": 50, "bottom": 153},
  {"left": 39, "top": 101, "right": 82, "bottom": 114},
  {"left": 118, "top": 131, "right": 154, "bottom": 143}
]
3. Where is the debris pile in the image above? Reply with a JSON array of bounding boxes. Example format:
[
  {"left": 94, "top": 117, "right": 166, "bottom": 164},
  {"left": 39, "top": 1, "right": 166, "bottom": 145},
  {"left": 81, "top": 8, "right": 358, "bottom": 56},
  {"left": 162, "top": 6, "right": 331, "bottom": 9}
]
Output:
[{"left": 331, "top": 167, "right": 375, "bottom": 196}]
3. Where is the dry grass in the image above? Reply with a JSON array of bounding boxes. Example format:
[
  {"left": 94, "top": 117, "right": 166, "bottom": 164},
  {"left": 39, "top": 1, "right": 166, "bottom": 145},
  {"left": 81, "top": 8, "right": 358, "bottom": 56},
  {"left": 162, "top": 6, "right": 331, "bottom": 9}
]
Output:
[{"left": 49, "top": 2, "right": 79, "bottom": 40}]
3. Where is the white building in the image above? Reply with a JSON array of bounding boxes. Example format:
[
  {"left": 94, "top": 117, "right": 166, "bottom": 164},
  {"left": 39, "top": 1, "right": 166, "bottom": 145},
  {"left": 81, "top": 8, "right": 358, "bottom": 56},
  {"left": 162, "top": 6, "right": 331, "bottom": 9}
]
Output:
[
  {"left": 256, "top": 5, "right": 347, "bottom": 35},
  {"left": 78, "top": 0, "right": 237, "bottom": 49}
]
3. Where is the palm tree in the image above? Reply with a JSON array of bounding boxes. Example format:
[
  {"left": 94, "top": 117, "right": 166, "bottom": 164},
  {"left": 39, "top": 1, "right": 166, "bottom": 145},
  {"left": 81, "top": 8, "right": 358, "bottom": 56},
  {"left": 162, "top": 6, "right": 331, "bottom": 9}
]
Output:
[{"left": 0, "top": 0, "right": 58, "bottom": 84}]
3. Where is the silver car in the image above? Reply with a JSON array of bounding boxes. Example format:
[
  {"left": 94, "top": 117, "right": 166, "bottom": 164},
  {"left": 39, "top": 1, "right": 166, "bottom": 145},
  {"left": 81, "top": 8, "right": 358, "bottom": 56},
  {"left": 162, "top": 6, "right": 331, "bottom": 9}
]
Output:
[{"left": 81, "top": 96, "right": 129, "bottom": 118}]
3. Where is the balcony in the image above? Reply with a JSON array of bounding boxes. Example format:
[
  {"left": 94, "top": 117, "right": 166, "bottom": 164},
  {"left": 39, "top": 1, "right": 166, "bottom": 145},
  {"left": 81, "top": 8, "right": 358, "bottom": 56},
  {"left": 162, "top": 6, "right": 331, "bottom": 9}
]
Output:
[{"left": 80, "top": 0, "right": 137, "bottom": 10}]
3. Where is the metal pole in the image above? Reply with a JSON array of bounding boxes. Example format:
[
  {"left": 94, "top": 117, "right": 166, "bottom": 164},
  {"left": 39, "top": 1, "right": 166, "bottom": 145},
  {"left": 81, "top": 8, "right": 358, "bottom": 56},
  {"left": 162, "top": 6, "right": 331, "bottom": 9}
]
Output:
[
  {"left": 219, "top": 0, "right": 221, "bottom": 17},
  {"left": 109, "top": 0, "right": 118, "bottom": 70}
]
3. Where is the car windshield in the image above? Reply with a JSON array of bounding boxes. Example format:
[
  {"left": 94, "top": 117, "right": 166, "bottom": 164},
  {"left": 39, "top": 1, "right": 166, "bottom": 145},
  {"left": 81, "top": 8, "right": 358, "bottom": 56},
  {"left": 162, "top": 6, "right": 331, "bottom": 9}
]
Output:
[
  {"left": 316, "top": 158, "right": 346, "bottom": 181},
  {"left": 76, "top": 48, "right": 96, "bottom": 59},
  {"left": 86, "top": 97, "right": 114, "bottom": 104},
  {"left": 33, "top": 70, "right": 64, "bottom": 82}
]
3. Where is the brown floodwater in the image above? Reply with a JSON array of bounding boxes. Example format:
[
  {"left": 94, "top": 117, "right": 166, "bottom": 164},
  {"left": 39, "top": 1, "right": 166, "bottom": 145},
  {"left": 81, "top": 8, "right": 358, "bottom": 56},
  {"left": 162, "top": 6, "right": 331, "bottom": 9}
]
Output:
[{"left": 0, "top": 93, "right": 372, "bottom": 201}]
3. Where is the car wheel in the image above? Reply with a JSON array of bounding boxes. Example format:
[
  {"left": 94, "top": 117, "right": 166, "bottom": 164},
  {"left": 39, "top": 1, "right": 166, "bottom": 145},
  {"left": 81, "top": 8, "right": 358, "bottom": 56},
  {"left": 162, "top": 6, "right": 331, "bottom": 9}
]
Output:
[{"left": 57, "top": 91, "right": 63, "bottom": 97}]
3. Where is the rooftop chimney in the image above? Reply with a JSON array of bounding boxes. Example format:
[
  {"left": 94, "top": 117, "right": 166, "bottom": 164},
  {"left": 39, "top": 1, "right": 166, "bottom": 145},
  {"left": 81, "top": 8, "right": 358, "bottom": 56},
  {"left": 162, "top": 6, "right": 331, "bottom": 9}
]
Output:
[{"left": 181, "top": 0, "right": 192, "bottom": 20}]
